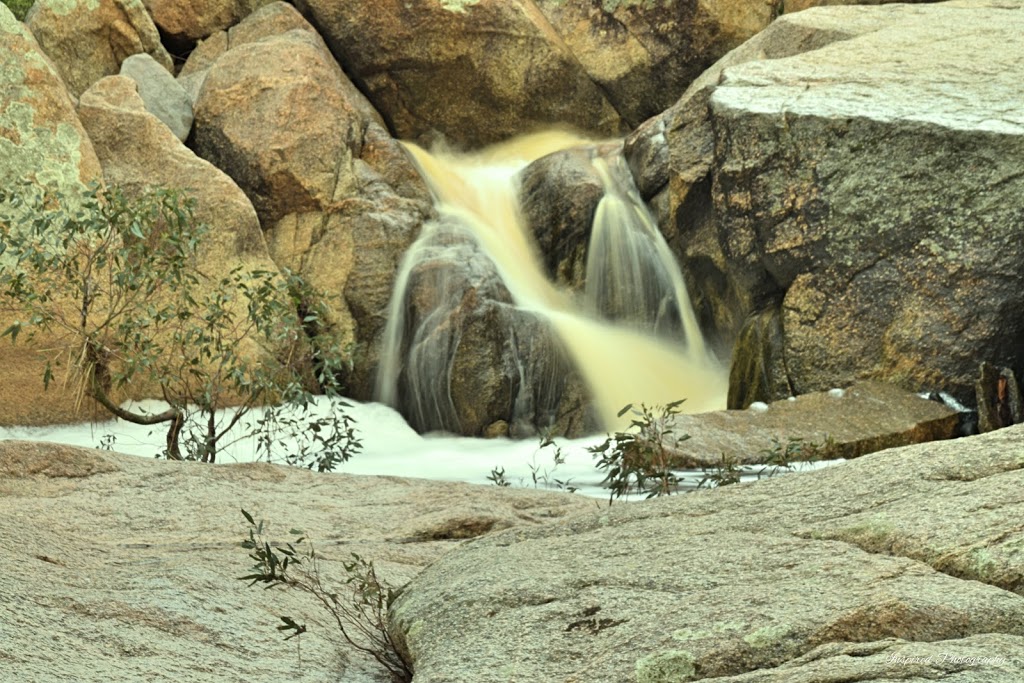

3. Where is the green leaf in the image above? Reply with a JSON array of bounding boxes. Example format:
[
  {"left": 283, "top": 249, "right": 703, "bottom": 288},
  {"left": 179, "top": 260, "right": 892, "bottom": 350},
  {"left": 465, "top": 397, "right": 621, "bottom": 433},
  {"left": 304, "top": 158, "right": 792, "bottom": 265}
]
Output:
[
  {"left": 616, "top": 403, "right": 633, "bottom": 418},
  {"left": 2, "top": 322, "right": 21, "bottom": 344},
  {"left": 241, "top": 508, "right": 255, "bottom": 526}
]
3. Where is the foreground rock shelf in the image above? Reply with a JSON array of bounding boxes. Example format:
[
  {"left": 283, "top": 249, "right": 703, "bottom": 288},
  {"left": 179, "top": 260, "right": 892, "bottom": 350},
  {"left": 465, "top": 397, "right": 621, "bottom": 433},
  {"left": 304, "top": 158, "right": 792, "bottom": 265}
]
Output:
[
  {"left": 0, "top": 441, "right": 594, "bottom": 682},
  {"left": 3, "top": 426, "right": 1024, "bottom": 682},
  {"left": 392, "top": 426, "right": 1024, "bottom": 682}
]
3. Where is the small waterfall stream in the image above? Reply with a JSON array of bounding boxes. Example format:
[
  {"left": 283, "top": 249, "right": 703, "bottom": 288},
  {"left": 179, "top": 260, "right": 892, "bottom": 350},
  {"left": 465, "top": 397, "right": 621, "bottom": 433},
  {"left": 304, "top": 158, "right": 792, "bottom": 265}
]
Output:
[{"left": 375, "top": 132, "right": 726, "bottom": 433}]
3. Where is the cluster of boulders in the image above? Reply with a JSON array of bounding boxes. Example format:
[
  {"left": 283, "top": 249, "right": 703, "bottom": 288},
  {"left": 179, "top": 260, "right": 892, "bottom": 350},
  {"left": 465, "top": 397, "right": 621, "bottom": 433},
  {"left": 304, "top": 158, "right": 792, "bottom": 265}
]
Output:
[{"left": 2, "top": 0, "right": 1023, "bottom": 436}]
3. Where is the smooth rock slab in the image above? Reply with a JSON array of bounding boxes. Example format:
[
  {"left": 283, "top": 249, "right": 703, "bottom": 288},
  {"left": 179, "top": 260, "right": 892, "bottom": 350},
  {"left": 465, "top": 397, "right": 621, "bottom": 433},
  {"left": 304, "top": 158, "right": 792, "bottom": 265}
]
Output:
[
  {"left": 0, "top": 440, "right": 593, "bottom": 682},
  {"left": 390, "top": 424, "right": 1024, "bottom": 682},
  {"left": 664, "top": 381, "right": 959, "bottom": 467}
]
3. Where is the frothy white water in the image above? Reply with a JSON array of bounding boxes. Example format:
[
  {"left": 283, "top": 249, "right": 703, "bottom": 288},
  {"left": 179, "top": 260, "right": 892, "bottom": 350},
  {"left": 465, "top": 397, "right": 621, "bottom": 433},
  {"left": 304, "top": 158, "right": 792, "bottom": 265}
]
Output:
[
  {"left": 0, "top": 398, "right": 839, "bottom": 501},
  {"left": 376, "top": 131, "right": 727, "bottom": 432}
]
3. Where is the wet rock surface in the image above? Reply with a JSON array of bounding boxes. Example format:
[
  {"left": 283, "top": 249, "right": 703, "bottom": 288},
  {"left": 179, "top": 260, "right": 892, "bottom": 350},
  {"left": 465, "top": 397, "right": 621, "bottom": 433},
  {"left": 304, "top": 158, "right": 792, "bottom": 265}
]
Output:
[{"left": 664, "top": 381, "right": 959, "bottom": 468}]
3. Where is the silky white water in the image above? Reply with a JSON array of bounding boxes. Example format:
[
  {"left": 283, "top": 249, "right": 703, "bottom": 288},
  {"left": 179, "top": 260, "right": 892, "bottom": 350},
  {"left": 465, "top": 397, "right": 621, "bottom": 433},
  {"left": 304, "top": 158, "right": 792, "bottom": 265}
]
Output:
[
  {"left": 0, "top": 398, "right": 836, "bottom": 501},
  {"left": 376, "top": 132, "right": 728, "bottom": 433}
]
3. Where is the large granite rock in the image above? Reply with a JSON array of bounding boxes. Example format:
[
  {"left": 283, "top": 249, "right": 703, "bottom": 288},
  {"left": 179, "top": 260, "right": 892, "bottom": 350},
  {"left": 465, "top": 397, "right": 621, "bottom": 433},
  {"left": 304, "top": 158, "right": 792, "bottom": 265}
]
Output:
[
  {"left": 0, "top": 440, "right": 593, "bottom": 682},
  {"left": 25, "top": 0, "right": 173, "bottom": 98},
  {"left": 628, "top": 0, "right": 1024, "bottom": 408},
  {"left": 0, "top": 6, "right": 105, "bottom": 426},
  {"left": 289, "top": 0, "right": 910, "bottom": 147},
  {"left": 76, "top": 73, "right": 276, "bottom": 301},
  {"left": 291, "top": 0, "right": 626, "bottom": 147},
  {"left": 531, "top": 0, "right": 774, "bottom": 129},
  {"left": 390, "top": 424, "right": 1024, "bottom": 682},
  {"left": 75, "top": 75, "right": 290, "bottom": 402},
  {"left": 191, "top": 3, "right": 432, "bottom": 397}
]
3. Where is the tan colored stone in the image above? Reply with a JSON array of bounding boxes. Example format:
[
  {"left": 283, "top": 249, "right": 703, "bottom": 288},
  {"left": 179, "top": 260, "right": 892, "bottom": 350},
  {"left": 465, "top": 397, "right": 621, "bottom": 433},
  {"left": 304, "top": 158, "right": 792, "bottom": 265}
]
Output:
[
  {"left": 533, "top": 0, "right": 772, "bottom": 129},
  {"left": 293, "top": 0, "right": 626, "bottom": 147},
  {"left": 77, "top": 75, "right": 269, "bottom": 265},
  {"left": 26, "top": 0, "right": 173, "bottom": 98},
  {"left": 142, "top": 0, "right": 274, "bottom": 42},
  {"left": 0, "top": 7, "right": 105, "bottom": 426},
  {"left": 191, "top": 4, "right": 431, "bottom": 398}
]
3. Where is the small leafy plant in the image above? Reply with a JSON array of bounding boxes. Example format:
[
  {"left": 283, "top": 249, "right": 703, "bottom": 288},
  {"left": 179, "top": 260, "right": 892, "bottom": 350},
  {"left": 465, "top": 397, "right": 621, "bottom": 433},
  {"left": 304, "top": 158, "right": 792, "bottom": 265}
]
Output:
[
  {"left": 0, "top": 182, "right": 359, "bottom": 468},
  {"left": 239, "top": 509, "right": 411, "bottom": 682},
  {"left": 486, "top": 466, "right": 511, "bottom": 487},
  {"left": 486, "top": 435, "right": 577, "bottom": 492},
  {"left": 696, "top": 452, "right": 743, "bottom": 489},
  {"left": 588, "top": 399, "right": 689, "bottom": 502}
]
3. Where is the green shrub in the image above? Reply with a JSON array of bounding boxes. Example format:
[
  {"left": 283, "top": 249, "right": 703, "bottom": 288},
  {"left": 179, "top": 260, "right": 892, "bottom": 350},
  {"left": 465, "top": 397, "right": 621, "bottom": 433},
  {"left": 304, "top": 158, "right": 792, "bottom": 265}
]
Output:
[
  {"left": 239, "top": 510, "right": 412, "bottom": 682},
  {"left": 0, "top": 181, "right": 359, "bottom": 468},
  {"left": 589, "top": 400, "right": 689, "bottom": 502},
  {"left": 2, "top": 0, "right": 34, "bottom": 21}
]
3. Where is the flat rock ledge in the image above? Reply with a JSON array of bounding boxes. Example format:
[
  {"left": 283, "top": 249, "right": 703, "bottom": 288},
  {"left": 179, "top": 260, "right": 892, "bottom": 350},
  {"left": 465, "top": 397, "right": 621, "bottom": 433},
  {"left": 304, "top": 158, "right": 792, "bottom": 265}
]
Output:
[
  {"left": 666, "top": 382, "right": 959, "bottom": 467},
  {"left": 391, "top": 425, "right": 1024, "bottom": 682}
]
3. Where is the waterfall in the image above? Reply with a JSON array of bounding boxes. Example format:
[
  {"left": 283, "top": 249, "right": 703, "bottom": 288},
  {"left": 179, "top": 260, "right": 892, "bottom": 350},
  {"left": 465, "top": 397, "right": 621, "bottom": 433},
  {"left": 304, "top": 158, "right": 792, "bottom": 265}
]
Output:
[
  {"left": 586, "top": 156, "right": 706, "bottom": 357},
  {"left": 375, "top": 132, "right": 726, "bottom": 434}
]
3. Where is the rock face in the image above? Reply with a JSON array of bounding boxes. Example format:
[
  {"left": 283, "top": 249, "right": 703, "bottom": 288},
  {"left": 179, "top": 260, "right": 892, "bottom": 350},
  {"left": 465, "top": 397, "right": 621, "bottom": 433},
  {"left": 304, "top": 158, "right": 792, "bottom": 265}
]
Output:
[
  {"left": 531, "top": 0, "right": 773, "bottom": 129},
  {"left": 391, "top": 424, "right": 1024, "bottom": 682},
  {"left": 0, "top": 440, "right": 593, "bottom": 682},
  {"left": 292, "top": 0, "right": 627, "bottom": 147},
  {"left": 630, "top": 0, "right": 1024, "bottom": 408},
  {"left": 0, "top": 6, "right": 105, "bottom": 426},
  {"left": 25, "top": 0, "right": 173, "bottom": 98},
  {"left": 76, "top": 74, "right": 273, "bottom": 277},
  {"left": 290, "top": 0, "right": 886, "bottom": 147},
  {"left": 191, "top": 3, "right": 432, "bottom": 397}
]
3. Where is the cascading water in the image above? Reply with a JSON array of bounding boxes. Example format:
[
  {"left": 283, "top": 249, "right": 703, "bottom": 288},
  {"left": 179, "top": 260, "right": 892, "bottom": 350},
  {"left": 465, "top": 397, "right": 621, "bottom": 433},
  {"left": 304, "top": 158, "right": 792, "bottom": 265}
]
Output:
[
  {"left": 375, "top": 132, "right": 726, "bottom": 434},
  {"left": 586, "top": 156, "right": 706, "bottom": 356}
]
